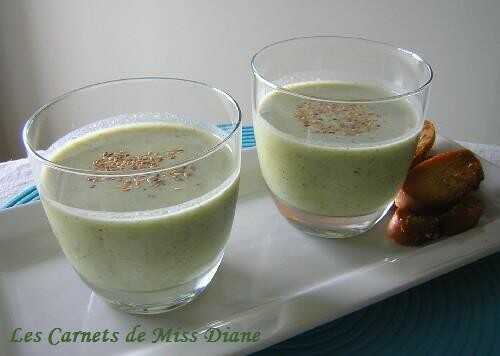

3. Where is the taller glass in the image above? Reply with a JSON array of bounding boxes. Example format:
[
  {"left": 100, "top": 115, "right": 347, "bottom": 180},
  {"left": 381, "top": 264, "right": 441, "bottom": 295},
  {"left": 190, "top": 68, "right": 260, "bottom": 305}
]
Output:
[
  {"left": 23, "top": 78, "right": 241, "bottom": 314},
  {"left": 252, "top": 36, "right": 432, "bottom": 238}
]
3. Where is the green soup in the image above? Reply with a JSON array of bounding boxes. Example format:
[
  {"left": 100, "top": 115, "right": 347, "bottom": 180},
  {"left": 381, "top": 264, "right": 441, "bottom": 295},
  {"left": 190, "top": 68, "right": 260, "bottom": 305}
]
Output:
[
  {"left": 254, "top": 81, "right": 420, "bottom": 217},
  {"left": 40, "top": 122, "right": 239, "bottom": 292}
]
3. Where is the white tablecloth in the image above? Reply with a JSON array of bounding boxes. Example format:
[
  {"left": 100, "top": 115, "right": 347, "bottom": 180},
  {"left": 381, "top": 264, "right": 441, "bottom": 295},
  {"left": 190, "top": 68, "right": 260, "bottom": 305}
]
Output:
[{"left": 1, "top": 142, "right": 499, "bottom": 206}]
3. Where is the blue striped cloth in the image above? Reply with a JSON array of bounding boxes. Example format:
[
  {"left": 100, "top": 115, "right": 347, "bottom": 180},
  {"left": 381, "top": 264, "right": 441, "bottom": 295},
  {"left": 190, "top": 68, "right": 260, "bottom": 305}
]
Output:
[
  {"left": 254, "top": 251, "right": 500, "bottom": 356},
  {"left": 1, "top": 125, "right": 256, "bottom": 209}
]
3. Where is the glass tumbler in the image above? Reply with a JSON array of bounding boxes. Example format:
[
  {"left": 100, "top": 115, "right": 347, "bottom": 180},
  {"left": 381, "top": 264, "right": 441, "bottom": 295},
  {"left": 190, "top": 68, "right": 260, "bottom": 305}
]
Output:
[
  {"left": 251, "top": 36, "right": 432, "bottom": 238},
  {"left": 23, "top": 78, "right": 241, "bottom": 314}
]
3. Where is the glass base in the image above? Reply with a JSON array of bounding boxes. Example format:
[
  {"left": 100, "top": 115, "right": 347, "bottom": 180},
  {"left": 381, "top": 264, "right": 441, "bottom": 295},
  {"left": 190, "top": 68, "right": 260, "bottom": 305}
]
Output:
[
  {"left": 272, "top": 195, "right": 392, "bottom": 238},
  {"left": 78, "top": 252, "right": 224, "bottom": 315}
]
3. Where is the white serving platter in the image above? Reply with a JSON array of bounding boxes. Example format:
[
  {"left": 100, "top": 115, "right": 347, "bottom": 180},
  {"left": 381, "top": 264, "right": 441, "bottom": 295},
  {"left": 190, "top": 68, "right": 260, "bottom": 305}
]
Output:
[{"left": 0, "top": 137, "right": 499, "bottom": 356}]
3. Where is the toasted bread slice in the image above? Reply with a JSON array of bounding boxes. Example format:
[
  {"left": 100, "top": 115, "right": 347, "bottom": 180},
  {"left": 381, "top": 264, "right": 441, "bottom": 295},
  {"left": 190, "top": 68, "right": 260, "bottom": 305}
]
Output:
[
  {"left": 388, "top": 195, "right": 484, "bottom": 246},
  {"left": 395, "top": 149, "right": 484, "bottom": 212},
  {"left": 440, "top": 195, "right": 484, "bottom": 236},
  {"left": 412, "top": 120, "right": 436, "bottom": 167},
  {"left": 387, "top": 208, "right": 441, "bottom": 246}
]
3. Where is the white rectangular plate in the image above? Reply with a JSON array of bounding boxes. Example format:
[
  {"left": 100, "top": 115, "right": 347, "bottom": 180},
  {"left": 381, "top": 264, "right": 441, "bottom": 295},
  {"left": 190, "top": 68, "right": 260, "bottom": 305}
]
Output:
[{"left": 1, "top": 137, "right": 499, "bottom": 356}]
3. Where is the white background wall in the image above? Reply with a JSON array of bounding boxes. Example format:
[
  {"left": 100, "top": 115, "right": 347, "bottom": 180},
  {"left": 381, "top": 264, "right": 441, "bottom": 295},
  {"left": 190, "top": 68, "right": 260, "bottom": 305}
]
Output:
[{"left": 0, "top": 0, "right": 499, "bottom": 161}]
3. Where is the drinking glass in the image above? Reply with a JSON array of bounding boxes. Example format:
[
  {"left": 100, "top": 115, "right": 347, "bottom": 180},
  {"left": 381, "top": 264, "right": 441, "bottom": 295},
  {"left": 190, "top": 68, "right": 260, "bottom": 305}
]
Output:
[
  {"left": 251, "top": 36, "right": 432, "bottom": 238},
  {"left": 23, "top": 78, "right": 241, "bottom": 314}
]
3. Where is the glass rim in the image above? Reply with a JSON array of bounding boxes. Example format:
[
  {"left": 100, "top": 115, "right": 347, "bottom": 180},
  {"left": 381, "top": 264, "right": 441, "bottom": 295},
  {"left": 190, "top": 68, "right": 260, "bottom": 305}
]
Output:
[
  {"left": 22, "top": 77, "right": 242, "bottom": 177},
  {"left": 251, "top": 35, "right": 434, "bottom": 104}
]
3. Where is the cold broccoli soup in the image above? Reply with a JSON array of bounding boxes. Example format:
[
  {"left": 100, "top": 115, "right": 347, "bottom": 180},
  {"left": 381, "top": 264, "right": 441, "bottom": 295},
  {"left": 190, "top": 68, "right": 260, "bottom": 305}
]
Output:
[
  {"left": 254, "top": 81, "right": 420, "bottom": 217},
  {"left": 40, "top": 122, "right": 239, "bottom": 295}
]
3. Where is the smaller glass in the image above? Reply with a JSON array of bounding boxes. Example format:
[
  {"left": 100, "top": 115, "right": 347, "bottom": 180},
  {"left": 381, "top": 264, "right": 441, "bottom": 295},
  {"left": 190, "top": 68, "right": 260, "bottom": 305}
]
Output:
[
  {"left": 251, "top": 36, "right": 432, "bottom": 238},
  {"left": 23, "top": 78, "right": 241, "bottom": 314}
]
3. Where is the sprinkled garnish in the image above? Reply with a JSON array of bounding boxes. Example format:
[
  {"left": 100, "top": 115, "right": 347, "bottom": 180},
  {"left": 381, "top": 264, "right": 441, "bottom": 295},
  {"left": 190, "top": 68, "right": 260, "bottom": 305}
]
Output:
[
  {"left": 93, "top": 148, "right": 184, "bottom": 171},
  {"left": 294, "top": 101, "right": 380, "bottom": 136},
  {"left": 87, "top": 148, "right": 195, "bottom": 191}
]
